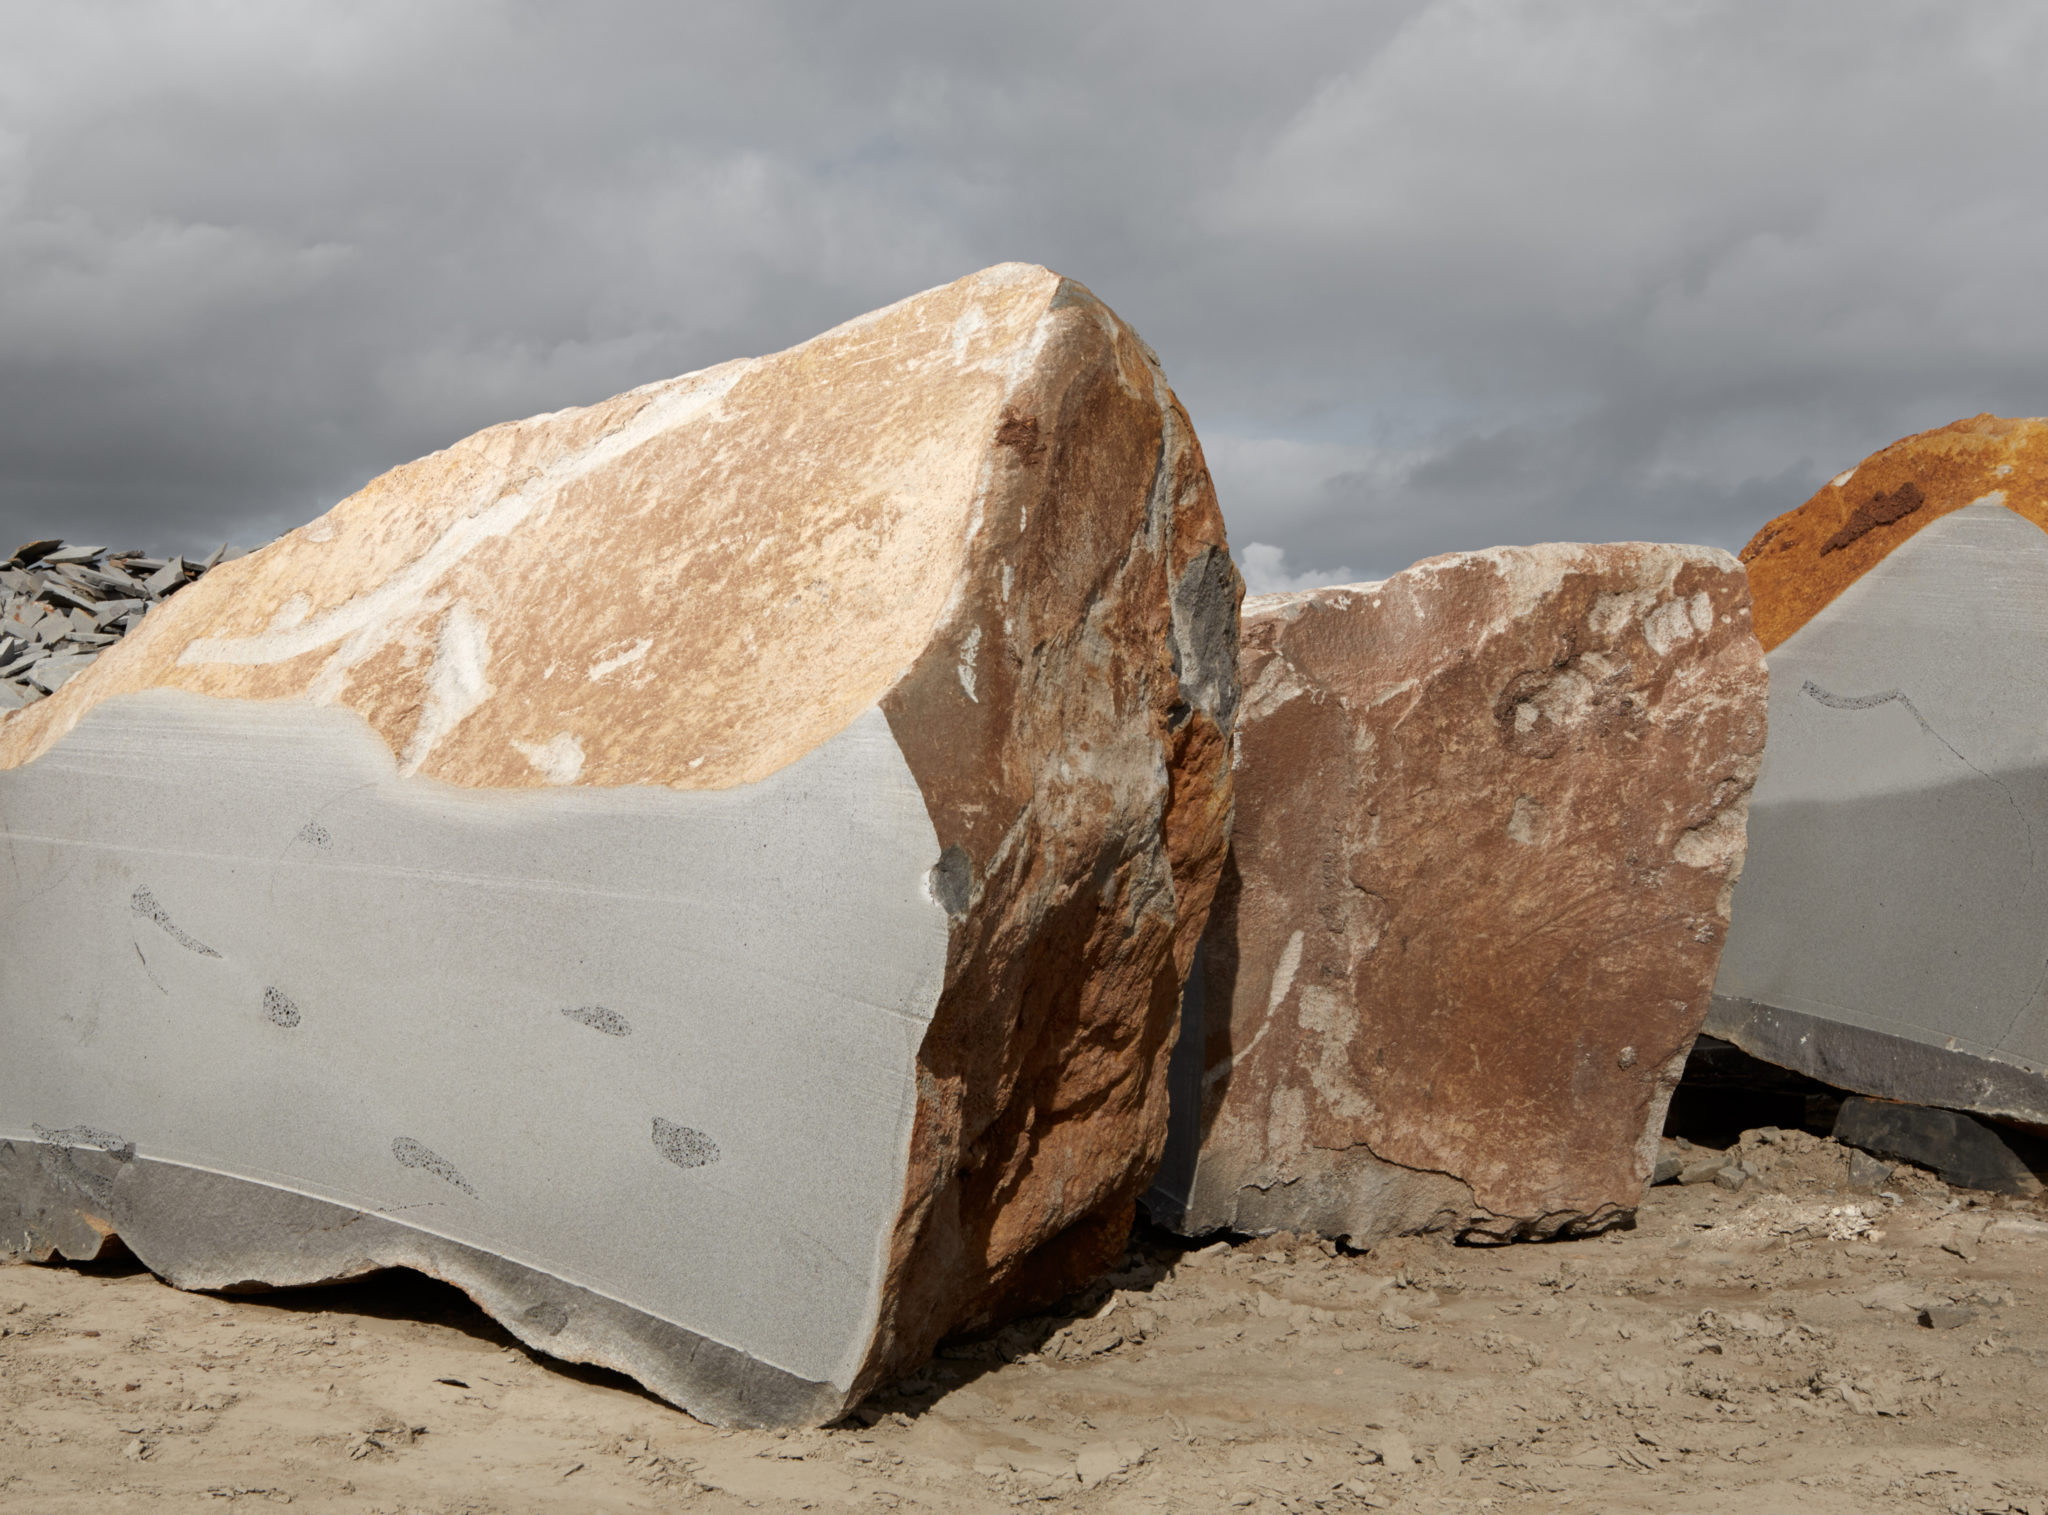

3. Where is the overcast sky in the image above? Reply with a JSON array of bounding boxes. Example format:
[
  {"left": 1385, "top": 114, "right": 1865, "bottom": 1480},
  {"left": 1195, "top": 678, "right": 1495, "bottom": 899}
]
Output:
[{"left": 4, "top": 2, "right": 2046, "bottom": 589}]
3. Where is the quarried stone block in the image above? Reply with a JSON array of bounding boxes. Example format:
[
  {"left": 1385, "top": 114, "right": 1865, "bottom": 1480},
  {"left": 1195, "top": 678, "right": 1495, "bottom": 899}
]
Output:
[
  {"left": 1711, "top": 416, "right": 2048, "bottom": 1127},
  {"left": 0, "top": 264, "right": 1239, "bottom": 1425},
  {"left": 1149, "top": 543, "right": 1765, "bottom": 1243}
]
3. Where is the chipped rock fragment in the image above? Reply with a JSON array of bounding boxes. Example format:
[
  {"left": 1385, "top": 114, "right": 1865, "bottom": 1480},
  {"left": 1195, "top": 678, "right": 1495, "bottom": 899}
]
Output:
[
  {"left": 1148, "top": 543, "right": 1767, "bottom": 1244},
  {"left": 1845, "top": 1148, "right": 1895, "bottom": 1192},
  {"left": 0, "top": 264, "right": 1239, "bottom": 1427},
  {"left": 1919, "top": 1303, "right": 1976, "bottom": 1331},
  {"left": 1711, "top": 415, "right": 2048, "bottom": 1128}
]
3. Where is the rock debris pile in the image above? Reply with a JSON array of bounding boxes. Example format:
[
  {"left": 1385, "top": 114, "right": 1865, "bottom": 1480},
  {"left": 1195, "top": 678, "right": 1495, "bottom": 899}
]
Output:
[{"left": 0, "top": 539, "right": 237, "bottom": 710}]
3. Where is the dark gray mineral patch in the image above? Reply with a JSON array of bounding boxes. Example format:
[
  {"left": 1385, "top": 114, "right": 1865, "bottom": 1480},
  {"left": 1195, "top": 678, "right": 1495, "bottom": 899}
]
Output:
[
  {"left": 391, "top": 1136, "right": 476, "bottom": 1196},
  {"left": 652, "top": 1117, "right": 719, "bottom": 1170},
  {"left": 560, "top": 1004, "right": 631, "bottom": 1036}
]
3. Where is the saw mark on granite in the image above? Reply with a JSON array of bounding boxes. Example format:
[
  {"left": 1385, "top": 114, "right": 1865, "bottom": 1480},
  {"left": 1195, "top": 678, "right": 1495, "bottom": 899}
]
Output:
[
  {"left": 0, "top": 834, "right": 82, "bottom": 909},
  {"left": 1801, "top": 679, "right": 2036, "bottom": 875},
  {"left": 132, "top": 940, "right": 166, "bottom": 994},
  {"left": 129, "top": 885, "right": 222, "bottom": 958},
  {"left": 264, "top": 781, "right": 377, "bottom": 875},
  {"left": 2011, "top": 956, "right": 2048, "bottom": 1051}
]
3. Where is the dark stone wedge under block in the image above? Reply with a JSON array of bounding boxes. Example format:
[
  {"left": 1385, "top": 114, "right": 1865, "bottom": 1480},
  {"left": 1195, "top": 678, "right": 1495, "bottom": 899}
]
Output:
[{"left": 1831, "top": 1096, "right": 2041, "bottom": 1198}]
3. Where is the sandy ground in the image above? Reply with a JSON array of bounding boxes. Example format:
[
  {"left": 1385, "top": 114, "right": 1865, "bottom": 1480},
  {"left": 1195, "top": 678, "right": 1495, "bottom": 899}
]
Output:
[{"left": 5, "top": 1127, "right": 2048, "bottom": 1514}]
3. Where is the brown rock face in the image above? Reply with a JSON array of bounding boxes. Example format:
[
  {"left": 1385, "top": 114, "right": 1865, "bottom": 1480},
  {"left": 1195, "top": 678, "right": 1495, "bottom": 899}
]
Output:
[
  {"left": 1149, "top": 544, "right": 1766, "bottom": 1244},
  {"left": 1740, "top": 414, "right": 2048, "bottom": 652},
  {"left": 0, "top": 264, "right": 1239, "bottom": 1423},
  {"left": 858, "top": 274, "right": 1242, "bottom": 1386}
]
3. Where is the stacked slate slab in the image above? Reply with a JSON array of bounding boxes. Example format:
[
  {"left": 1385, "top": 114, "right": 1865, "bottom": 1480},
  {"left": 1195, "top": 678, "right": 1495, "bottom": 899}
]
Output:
[
  {"left": 1711, "top": 414, "right": 2048, "bottom": 1127},
  {"left": 1147, "top": 543, "right": 1768, "bottom": 1245},
  {"left": 0, "top": 264, "right": 1241, "bottom": 1427},
  {"left": 0, "top": 542, "right": 232, "bottom": 710}
]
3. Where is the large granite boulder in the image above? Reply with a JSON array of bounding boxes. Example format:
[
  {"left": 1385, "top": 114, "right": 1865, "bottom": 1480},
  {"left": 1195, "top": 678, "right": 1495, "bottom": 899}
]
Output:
[
  {"left": 1711, "top": 414, "right": 2048, "bottom": 1125},
  {"left": 1147, "top": 544, "right": 1766, "bottom": 1244},
  {"left": 0, "top": 264, "right": 1241, "bottom": 1426}
]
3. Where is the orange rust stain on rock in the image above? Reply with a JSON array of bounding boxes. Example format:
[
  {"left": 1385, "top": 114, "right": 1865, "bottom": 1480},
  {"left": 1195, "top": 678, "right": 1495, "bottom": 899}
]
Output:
[{"left": 1741, "top": 414, "right": 2048, "bottom": 652}]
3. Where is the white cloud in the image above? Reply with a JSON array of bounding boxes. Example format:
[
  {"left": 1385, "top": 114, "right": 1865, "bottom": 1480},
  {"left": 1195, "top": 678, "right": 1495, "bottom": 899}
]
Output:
[{"left": 1237, "top": 543, "right": 1360, "bottom": 597}]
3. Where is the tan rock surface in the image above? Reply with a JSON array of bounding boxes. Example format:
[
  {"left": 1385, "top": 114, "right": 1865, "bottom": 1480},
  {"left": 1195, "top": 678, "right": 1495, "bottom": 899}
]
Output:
[
  {"left": 1150, "top": 543, "right": 1766, "bottom": 1243},
  {"left": 0, "top": 264, "right": 1240, "bottom": 1424}
]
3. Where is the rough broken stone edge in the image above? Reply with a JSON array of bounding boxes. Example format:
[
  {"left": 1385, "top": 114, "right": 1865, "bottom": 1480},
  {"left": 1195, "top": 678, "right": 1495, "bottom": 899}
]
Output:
[
  {"left": 1705, "top": 994, "right": 2048, "bottom": 1129},
  {"left": 1142, "top": 1155, "right": 1632, "bottom": 1247},
  {"left": 0, "top": 1139, "right": 841, "bottom": 1428},
  {"left": 1141, "top": 953, "right": 1634, "bottom": 1246}
]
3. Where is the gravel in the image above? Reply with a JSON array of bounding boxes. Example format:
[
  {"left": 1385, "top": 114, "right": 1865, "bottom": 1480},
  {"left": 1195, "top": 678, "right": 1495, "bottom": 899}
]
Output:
[{"left": 0, "top": 539, "right": 248, "bottom": 713}]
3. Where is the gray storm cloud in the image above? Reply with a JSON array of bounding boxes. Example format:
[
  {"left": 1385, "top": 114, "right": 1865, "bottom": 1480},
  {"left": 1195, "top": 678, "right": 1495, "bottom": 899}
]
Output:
[{"left": 2, "top": 0, "right": 2045, "bottom": 587}]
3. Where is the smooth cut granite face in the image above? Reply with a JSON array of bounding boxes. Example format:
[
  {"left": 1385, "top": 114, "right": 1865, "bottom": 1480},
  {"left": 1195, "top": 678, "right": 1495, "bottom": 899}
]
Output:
[
  {"left": 1712, "top": 502, "right": 2048, "bottom": 1113},
  {"left": 0, "top": 689, "right": 949, "bottom": 1395}
]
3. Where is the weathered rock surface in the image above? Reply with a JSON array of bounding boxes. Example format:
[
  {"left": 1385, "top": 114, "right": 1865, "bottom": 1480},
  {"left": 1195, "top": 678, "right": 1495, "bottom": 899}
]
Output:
[
  {"left": 0, "top": 263, "right": 1240, "bottom": 1426},
  {"left": 1711, "top": 415, "right": 2048, "bottom": 1127},
  {"left": 1147, "top": 543, "right": 1766, "bottom": 1244}
]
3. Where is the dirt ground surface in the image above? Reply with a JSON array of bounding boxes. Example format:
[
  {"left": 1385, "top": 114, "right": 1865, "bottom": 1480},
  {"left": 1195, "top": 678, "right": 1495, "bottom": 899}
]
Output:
[{"left": 5, "top": 1127, "right": 2048, "bottom": 1514}]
